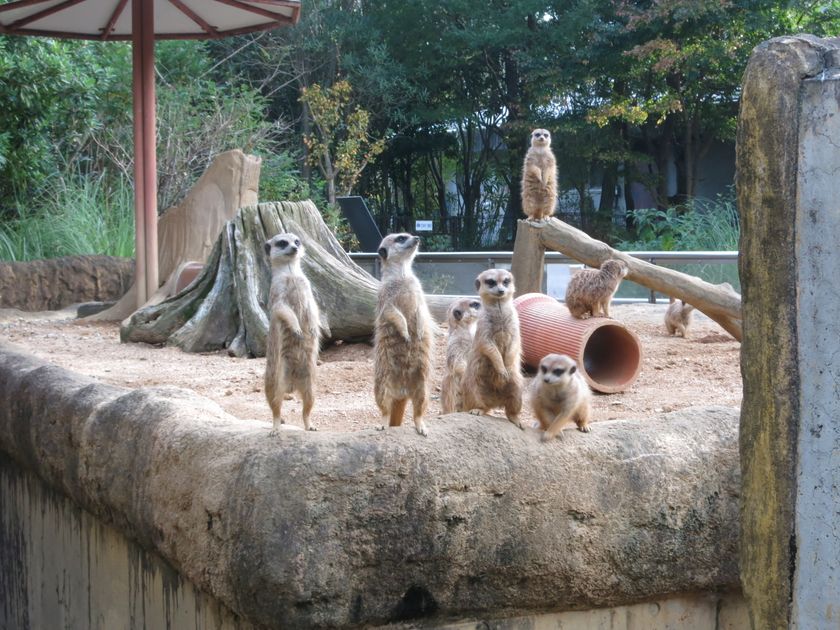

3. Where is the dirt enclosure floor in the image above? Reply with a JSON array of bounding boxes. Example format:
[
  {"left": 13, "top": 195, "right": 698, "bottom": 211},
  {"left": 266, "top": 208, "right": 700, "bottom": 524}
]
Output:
[{"left": 0, "top": 303, "right": 741, "bottom": 434}]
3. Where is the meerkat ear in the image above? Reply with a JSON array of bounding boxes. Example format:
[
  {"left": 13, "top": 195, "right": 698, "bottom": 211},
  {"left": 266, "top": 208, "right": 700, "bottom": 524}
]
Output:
[
  {"left": 378, "top": 247, "right": 388, "bottom": 260},
  {"left": 264, "top": 242, "right": 271, "bottom": 256},
  {"left": 474, "top": 278, "right": 481, "bottom": 291},
  {"left": 569, "top": 365, "right": 577, "bottom": 374}
]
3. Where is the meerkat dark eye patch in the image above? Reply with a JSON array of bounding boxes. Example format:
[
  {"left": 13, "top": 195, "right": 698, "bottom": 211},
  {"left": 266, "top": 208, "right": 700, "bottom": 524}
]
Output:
[
  {"left": 569, "top": 365, "right": 577, "bottom": 374},
  {"left": 378, "top": 247, "right": 388, "bottom": 260},
  {"left": 470, "top": 301, "right": 480, "bottom": 309},
  {"left": 502, "top": 277, "right": 511, "bottom": 286},
  {"left": 264, "top": 242, "right": 271, "bottom": 255},
  {"left": 486, "top": 279, "right": 497, "bottom": 287},
  {"left": 278, "top": 240, "right": 288, "bottom": 248},
  {"left": 294, "top": 239, "right": 300, "bottom": 246},
  {"left": 540, "top": 365, "right": 548, "bottom": 373},
  {"left": 453, "top": 309, "right": 462, "bottom": 321},
  {"left": 553, "top": 368, "right": 565, "bottom": 376},
  {"left": 396, "top": 235, "right": 407, "bottom": 243}
]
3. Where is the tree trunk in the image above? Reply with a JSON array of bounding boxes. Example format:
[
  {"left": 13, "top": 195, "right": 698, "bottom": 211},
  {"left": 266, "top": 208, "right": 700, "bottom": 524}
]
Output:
[
  {"left": 121, "top": 201, "right": 458, "bottom": 357},
  {"left": 513, "top": 218, "right": 742, "bottom": 341}
]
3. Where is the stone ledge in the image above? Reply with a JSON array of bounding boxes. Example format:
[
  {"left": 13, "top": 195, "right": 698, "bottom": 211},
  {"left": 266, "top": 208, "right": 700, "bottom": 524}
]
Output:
[{"left": 0, "top": 343, "right": 741, "bottom": 628}]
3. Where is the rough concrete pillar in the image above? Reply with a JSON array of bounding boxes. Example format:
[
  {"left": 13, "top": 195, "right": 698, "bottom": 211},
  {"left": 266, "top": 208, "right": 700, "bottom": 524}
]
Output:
[{"left": 737, "top": 35, "right": 840, "bottom": 629}]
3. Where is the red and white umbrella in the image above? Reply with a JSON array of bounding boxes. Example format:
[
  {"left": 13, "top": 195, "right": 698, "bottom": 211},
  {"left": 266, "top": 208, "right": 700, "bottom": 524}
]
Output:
[{"left": 0, "top": 0, "right": 301, "bottom": 306}]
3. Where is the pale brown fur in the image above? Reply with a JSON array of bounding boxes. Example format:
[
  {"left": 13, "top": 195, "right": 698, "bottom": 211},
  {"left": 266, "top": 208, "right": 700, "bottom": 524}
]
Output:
[
  {"left": 440, "top": 297, "right": 481, "bottom": 414},
  {"left": 565, "top": 260, "right": 629, "bottom": 319},
  {"left": 521, "top": 128, "right": 557, "bottom": 221},
  {"left": 530, "top": 354, "right": 592, "bottom": 442},
  {"left": 264, "top": 233, "right": 321, "bottom": 432},
  {"left": 665, "top": 297, "right": 695, "bottom": 338},
  {"left": 373, "top": 233, "right": 434, "bottom": 436},
  {"left": 460, "top": 269, "right": 524, "bottom": 429}
]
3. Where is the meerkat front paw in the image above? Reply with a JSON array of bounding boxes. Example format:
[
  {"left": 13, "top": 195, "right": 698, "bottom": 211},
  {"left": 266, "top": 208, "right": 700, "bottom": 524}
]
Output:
[
  {"left": 415, "top": 421, "right": 428, "bottom": 437},
  {"left": 578, "top": 424, "right": 591, "bottom": 433}
]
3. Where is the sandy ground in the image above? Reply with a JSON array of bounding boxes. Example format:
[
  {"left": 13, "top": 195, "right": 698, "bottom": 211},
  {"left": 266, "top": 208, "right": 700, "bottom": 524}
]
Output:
[{"left": 0, "top": 303, "right": 741, "bottom": 433}]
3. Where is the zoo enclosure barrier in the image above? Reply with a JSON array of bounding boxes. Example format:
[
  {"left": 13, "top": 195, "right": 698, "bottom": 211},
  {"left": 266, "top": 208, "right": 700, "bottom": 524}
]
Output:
[{"left": 349, "top": 250, "right": 739, "bottom": 302}]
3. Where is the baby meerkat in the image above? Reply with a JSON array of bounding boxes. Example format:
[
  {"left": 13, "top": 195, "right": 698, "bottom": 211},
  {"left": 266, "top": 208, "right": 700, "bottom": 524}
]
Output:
[
  {"left": 461, "top": 269, "right": 524, "bottom": 429},
  {"left": 374, "top": 233, "right": 434, "bottom": 436},
  {"left": 530, "top": 353, "right": 592, "bottom": 442},
  {"left": 565, "top": 259, "right": 629, "bottom": 319},
  {"left": 264, "top": 233, "right": 321, "bottom": 432},
  {"left": 665, "top": 297, "right": 695, "bottom": 338},
  {"left": 440, "top": 297, "right": 482, "bottom": 414},
  {"left": 521, "top": 128, "right": 557, "bottom": 222}
]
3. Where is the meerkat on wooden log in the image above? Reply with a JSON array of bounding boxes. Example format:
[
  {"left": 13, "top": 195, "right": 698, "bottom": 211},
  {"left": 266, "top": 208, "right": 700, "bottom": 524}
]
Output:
[
  {"left": 440, "top": 297, "right": 481, "bottom": 414},
  {"left": 374, "top": 233, "right": 434, "bottom": 436},
  {"left": 564, "top": 259, "right": 629, "bottom": 319},
  {"left": 665, "top": 297, "right": 695, "bottom": 338},
  {"left": 521, "top": 128, "right": 557, "bottom": 222},
  {"left": 461, "top": 269, "right": 524, "bottom": 429},
  {"left": 264, "top": 233, "right": 321, "bottom": 433},
  {"left": 530, "top": 353, "right": 592, "bottom": 442}
]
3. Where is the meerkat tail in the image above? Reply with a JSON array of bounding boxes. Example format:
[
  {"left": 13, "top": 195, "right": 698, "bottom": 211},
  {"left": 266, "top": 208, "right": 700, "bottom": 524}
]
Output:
[{"left": 389, "top": 398, "right": 408, "bottom": 427}]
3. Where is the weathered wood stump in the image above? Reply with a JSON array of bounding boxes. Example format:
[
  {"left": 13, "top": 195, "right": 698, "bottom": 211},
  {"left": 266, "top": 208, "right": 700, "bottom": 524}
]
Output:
[{"left": 121, "top": 201, "right": 456, "bottom": 357}]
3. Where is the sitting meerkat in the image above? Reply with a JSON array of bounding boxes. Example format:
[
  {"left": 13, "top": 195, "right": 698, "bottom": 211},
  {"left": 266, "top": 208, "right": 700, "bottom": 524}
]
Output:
[
  {"left": 530, "top": 353, "right": 592, "bottom": 442},
  {"left": 264, "top": 233, "right": 321, "bottom": 432},
  {"left": 460, "top": 269, "right": 524, "bottom": 430},
  {"left": 521, "top": 128, "right": 557, "bottom": 222},
  {"left": 564, "top": 259, "right": 629, "bottom": 319},
  {"left": 664, "top": 297, "right": 695, "bottom": 338},
  {"left": 374, "top": 233, "right": 434, "bottom": 436},
  {"left": 440, "top": 297, "right": 481, "bottom": 414}
]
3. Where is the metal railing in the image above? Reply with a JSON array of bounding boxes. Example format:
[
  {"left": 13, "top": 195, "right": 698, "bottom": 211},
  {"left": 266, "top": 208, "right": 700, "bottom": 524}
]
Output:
[{"left": 350, "top": 250, "right": 739, "bottom": 303}]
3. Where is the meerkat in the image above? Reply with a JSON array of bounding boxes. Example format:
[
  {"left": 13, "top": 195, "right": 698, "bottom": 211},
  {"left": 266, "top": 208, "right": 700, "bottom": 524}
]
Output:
[
  {"left": 665, "top": 297, "right": 695, "bottom": 338},
  {"left": 374, "top": 233, "right": 434, "bottom": 436},
  {"left": 530, "top": 353, "right": 592, "bottom": 442},
  {"left": 564, "top": 259, "right": 629, "bottom": 319},
  {"left": 440, "top": 297, "right": 481, "bottom": 414},
  {"left": 264, "top": 233, "right": 321, "bottom": 432},
  {"left": 460, "top": 269, "right": 524, "bottom": 429},
  {"left": 521, "top": 128, "right": 557, "bottom": 222}
]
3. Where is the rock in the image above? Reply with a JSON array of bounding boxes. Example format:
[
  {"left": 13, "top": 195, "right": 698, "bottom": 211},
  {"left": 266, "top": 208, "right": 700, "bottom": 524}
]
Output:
[
  {"left": 0, "top": 344, "right": 741, "bottom": 628},
  {"left": 0, "top": 255, "right": 133, "bottom": 311}
]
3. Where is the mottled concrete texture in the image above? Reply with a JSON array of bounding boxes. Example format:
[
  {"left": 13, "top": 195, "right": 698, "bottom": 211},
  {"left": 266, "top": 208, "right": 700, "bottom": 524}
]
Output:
[
  {"left": 0, "top": 344, "right": 741, "bottom": 628},
  {"left": 0, "top": 255, "right": 133, "bottom": 311},
  {"left": 737, "top": 34, "right": 840, "bottom": 630}
]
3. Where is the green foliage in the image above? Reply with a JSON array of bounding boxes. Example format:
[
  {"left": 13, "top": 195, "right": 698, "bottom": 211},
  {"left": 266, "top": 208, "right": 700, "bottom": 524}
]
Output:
[
  {"left": 0, "top": 172, "right": 134, "bottom": 262},
  {"left": 259, "top": 151, "right": 326, "bottom": 205},
  {"left": 619, "top": 194, "right": 740, "bottom": 252}
]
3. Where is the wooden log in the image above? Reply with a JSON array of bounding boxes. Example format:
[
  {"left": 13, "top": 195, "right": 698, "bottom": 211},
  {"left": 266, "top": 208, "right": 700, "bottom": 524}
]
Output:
[
  {"left": 121, "top": 200, "right": 463, "bottom": 356},
  {"left": 510, "top": 220, "right": 545, "bottom": 297},
  {"left": 517, "top": 218, "right": 743, "bottom": 341}
]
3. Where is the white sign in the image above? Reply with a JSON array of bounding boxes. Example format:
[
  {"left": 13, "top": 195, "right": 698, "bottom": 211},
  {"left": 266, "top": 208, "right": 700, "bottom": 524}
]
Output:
[{"left": 415, "top": 220, "right": 433, "bottom": 232}]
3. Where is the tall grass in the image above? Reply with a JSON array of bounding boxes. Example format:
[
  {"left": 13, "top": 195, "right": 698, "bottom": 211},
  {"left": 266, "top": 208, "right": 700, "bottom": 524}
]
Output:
[
  {"left": 0, "top": 173, "right": 134, "bottom": 262},
  {"left": 618, "top": 193, "right": 740, "bottom": 251}
]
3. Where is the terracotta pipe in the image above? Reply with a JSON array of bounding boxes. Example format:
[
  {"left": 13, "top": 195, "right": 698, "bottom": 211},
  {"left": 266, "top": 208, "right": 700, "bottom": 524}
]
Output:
[{"left": 514, "top": 293, "right": 642, "bottom": 394}]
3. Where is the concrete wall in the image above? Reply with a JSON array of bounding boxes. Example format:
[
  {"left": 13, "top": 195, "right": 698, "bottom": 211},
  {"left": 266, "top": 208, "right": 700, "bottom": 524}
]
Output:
[
  {"left": 0, "top": 343, "right": 745, "bottom": 628},
  {"left": 0, "top": 455, "right": 247, "bottom": 630}
]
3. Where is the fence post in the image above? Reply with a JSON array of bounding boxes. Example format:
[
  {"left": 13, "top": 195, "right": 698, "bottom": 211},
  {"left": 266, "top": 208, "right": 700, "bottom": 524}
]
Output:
[
  {"left": 737, "top": 35, "right": 840, "bottom": 629},
  {"left": 511, "top": 220, "right": 545, "bottom": 297}
]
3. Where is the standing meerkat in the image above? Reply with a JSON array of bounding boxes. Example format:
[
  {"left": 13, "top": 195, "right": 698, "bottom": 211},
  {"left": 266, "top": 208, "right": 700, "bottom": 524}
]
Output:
[
  {"left": 565, "top": 259, "right": 629, "bottom": 319},
  {"left": 521, "top": 128, "right": 557, "bottom": 222},
  {"left": 264, "top": 233, "right": 321, "bottom": 432},
  {"left": 530, "top": 353, "right": 592, "bottom": 442},
  {"left": 664, "top": 297, "right": 695, "bottom": 338},
  {"left": 374, "top": 233, "right": 434, "bottom": 436},
  {"left": 461, "top": 269, "right": 524, "bottom": 429},
  {"left": 440, "top": 297, "right": 481, "bottom": 414}
]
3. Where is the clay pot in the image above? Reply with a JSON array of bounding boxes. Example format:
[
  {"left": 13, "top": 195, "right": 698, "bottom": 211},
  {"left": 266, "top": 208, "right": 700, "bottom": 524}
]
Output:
[
  {"left": 174, "top": 262, "right": 204, "bottom": 294},
  {"left": 514, "top": 292, "right": 642, "bottom": 394}
]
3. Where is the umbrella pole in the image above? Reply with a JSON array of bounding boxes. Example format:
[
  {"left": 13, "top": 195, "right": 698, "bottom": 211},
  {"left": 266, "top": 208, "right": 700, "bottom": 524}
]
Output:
[{"left": 132, "top": 0, "right": 158, "bottom": 307}]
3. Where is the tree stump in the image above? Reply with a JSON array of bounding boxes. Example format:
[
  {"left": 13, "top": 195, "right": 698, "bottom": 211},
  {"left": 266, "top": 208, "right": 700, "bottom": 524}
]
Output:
[{"left": 121, "top": 201, "right": 457, "bottom": 357}]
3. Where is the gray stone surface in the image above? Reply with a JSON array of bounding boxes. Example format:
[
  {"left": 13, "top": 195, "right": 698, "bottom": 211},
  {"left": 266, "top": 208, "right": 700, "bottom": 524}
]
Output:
[
  {"left": 0, "top": 344, "right": 741, "bottom": 628},
  {"left": 737, "top": 34, "right": 840, "bottom": 630},
  {"left": 0, "top": 255, "right": 133, "bottom": 311}
]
